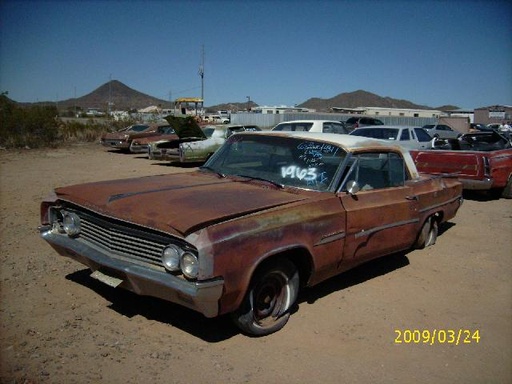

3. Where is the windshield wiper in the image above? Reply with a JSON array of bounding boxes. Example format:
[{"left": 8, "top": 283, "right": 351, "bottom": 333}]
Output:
[
  {"left": 236, "top": 174, "right": 284, "bottom": 189},
  {"left": 199, "top": 165, "right": 225, "bottom": 178}
]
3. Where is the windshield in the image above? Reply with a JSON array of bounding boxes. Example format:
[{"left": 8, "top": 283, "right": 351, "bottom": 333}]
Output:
[{"left": 202, "top": 134, "right": 347, "bottom": 192}]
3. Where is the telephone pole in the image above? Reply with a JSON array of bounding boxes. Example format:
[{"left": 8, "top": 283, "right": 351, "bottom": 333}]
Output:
[{"left": 198, "top": 45, "right": 205, "bottom": 101}]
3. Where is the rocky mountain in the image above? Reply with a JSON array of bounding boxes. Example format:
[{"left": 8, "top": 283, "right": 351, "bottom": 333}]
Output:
[
  {"left": 211, "top": 90, "right": 458, "bottom": 112},
  {"left": 55, "top": 81, "right": 172, "bottom": 112},
  {"left": 298, "top": 90, "right": 430, "bottom": 111},
  {"left": 20, "top": 81, "right": 458, "bottom": 112}
]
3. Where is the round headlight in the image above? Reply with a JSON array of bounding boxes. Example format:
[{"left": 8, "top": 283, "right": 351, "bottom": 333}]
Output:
[
  {"left": 180, "top": 252, "right": 199, "bottom": 279},
  {"left": 162, "top": 245, "right": 181, "bottom": 271},
  {"left": 63, "top": 212, "right": 81, "bottom": 237}
]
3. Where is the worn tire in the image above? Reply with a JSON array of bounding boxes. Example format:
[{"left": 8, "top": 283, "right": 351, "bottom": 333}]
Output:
[
  {"left": 501, "top": 175, "right": 512, "bottom": 199},
  {"left": 415, "top": 216, "right": 439, "bottom": 249},
  {"left": 231, "top": 259, "right": 299, "bottom": 336}
]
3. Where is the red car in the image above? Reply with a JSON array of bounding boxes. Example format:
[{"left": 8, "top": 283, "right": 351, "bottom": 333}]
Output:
[
  {"left": 100, "top": 122, "right": 169, "bottom": 151},
  {"left": 412, "top": 131, "right": 512, "bottom": 198},
  {"left": 40, "top": 132, "right": 463, "bottom": 336}
]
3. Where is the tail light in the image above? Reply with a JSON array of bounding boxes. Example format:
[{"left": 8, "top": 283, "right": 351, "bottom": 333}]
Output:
[{"left": 483, "top": 156, "right": 491, "bottom": 178}]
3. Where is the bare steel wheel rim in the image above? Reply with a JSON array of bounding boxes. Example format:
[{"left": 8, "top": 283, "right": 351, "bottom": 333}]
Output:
[{"left": 251, "top": 271, "right": 289, "bottom": 326}]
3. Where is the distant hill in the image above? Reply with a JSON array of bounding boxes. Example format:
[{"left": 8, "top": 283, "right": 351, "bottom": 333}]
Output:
[
  {"left": 55, "top": 80, "right": 172, "bottom": 111},
  {"left": 205, "top": 101, "right": 258, "bottom": 113},
  {"left": 209, "top": 90, "right": 459, "bottom": 112},
  {"left": 298, "top": 90, "right": 433, "bottom": 111},
  {"left": 18, "top": 81, "right": 459, "bottom": 112}
]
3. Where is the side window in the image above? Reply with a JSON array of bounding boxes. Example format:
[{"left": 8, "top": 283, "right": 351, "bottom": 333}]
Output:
[
  {"left": 400, "top": 129, "right": 410, "bottom": 141},
  {"left": 322, "top": 123, "right": 333, "bottom": 133},
  {"left": 322, "top": 123, "right": 345, "bottom": 133},
  {"left": 295, "top": 123, "right": 313, "bottom": 131},
  {"left": 415, "top": 128, "right": 432, "bottom": 142},
  {"left": 332, "top": 123, "right": 346, "bottom": 134},
  {"left": 346, "top": 152, "right": 406, "bottom": 191},
  {"left": 275, "top": 123, "right": 292, "bottom": 131},
  {"left": 388, "top": 153, "right": 406, "bottom": 187}
]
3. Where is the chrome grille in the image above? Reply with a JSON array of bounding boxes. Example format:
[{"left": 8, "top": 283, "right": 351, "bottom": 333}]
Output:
[{"left": 76, "top": 213, "right": 170, "bottom": 268}]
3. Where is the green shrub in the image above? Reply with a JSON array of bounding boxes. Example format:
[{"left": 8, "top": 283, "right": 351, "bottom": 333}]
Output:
[{"left": 0, "top": 95, "right": 136, "bottom": 148}]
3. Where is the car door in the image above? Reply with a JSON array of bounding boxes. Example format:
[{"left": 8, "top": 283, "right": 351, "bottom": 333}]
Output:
[{"left": 338, "top": 152, "right": 420, "bottom": 263}]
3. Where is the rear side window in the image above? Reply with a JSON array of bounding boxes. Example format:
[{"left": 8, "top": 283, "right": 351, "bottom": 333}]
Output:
[
  {"left": 323, "top": 122, "right": 348, "bottom": 134},
  {"left": 273, "top": 122, "right": 313, "bottom": 131},
  {"left": 351, "top": 128, "right": 398, "bottom": 140},
  {"left": 400, "top": 129, "right": 410, "bottom": 141},
  {"left": 414, "top": 128, "right": 432, "bottom": 142}
]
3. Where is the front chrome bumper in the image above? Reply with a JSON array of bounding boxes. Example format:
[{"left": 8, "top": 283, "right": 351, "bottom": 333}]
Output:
[
  {"left": 100, "top": 139, "right": 130, "bottom": 149},
  {"left": 40, "top": 226, "right": 224, "bottom": 318}
]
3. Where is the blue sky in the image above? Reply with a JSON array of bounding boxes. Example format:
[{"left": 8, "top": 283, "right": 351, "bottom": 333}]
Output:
[{"left": 1, "top": 0, "right": 511, "bottom": 109}]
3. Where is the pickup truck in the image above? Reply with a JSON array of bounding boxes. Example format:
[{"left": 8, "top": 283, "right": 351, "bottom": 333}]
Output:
[
  {"left": 411, "top": 131, "right": 512, "bottom": 198},
  {"left": 40, "top": 132, "right": 463, "bottom": 336}
]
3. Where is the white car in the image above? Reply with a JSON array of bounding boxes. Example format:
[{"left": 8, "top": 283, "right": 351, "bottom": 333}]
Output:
[
  {"left": 272, "top": 120, "right": 348, "bottom": 134},
  {"left": 422, "top": 124, "right": 461, "bottom": 139},
  {"left": 349, "top": 125, "right": 433, "bottom": 150}
]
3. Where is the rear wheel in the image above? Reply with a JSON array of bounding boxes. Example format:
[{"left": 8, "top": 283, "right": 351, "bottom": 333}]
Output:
[
  {"left": 231, "top": 259, "right": 299, "bottom": 336},
  {"left": 501, "top": 175, "right": 512, "bottom": 199},
  {"left": 415, "top": 216, "right": 438, "bottom": 249}
]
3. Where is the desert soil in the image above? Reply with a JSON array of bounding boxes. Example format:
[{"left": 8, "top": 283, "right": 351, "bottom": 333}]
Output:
[{"left": 0, "top": 143, "right": 511, "bottom": 384}]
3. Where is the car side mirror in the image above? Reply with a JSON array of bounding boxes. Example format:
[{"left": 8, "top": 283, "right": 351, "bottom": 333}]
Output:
[{"left": 346, "top": 180, "right": 360, "bottom": 195}]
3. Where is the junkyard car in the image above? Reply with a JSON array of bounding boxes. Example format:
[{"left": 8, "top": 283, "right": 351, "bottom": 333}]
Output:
[
  {"left": 100, "top": 122, "right": 170, "bottom": 151},
  {"left": 129, "top": 126, "right": 178, "bottom": 154},
  {"left": 350, "top": 125, "right": 433, "bottom": 150},
  {"left": 344, "top": 116, "right": 384, "bottom": 131},
  {"left": 149, "top": 124, "right": 261, "bottom": 163},
  {"left": 40, "top": 132, "right": 463, "bottom": 336},
  {"left": 272, "top": 120, "right": 348, "bottom": 134},
  {"left": 412, "top": 131, "right": 512, "bottom": 198},
  {"left": 422, "top": 124, "right": 461, "bottom": 139}
]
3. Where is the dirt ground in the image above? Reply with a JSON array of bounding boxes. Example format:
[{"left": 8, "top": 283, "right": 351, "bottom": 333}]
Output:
[{"left": 1, "top": 143, "right": 511, "bottom": 384}]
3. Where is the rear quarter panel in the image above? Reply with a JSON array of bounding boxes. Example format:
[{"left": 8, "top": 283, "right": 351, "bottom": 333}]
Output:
[
  {"left": 411, "top": 149, "right": 512, "bottom": 189},
  {"left": 489, "top": 149, "right": 512, "bottom": 188}
]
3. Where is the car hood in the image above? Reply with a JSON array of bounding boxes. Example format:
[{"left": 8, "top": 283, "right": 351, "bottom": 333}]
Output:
[
  {"left": 165, "top": 116, "right": 207, "bottom": 139},
  {"left": 54, "top": 172, "right": 309, "bottom": 237}
]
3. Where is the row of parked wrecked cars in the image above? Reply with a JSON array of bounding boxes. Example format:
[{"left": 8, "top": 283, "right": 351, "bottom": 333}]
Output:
[
  {"left": 100, "top": 116, "right": 512, "bottom": 199},
  {"left": 38, "top": 115, "right": 511, "bottom": 337}
]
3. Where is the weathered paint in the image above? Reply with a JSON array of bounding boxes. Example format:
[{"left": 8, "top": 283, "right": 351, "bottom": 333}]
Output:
[
  {"left": 41, "top": 132, "right": 463, "bottom": 320},
  {"left": 411, "top": 148, "right": 512, "bottom": 190}
]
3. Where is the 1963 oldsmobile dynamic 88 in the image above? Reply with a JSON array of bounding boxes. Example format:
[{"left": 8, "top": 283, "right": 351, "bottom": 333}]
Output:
[{"left": 40, "top": 132, "right": 463, "bottom": 336}]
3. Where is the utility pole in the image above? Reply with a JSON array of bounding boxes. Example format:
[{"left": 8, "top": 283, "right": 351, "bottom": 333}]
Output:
[
  {"left": 198, "top": 45, "right": 205, "bottom": 102},
  {"left": 108, "top": 74, "right": 112, "bottom": 116}
]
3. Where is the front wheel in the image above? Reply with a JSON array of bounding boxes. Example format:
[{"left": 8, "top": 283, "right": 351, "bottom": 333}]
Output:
[{"left": 231, "top": 259, "right": 299, "bottom": 336}]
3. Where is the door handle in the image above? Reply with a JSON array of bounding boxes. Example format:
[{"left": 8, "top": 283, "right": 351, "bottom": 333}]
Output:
[{"left": 406, "top": 195, "right": 419, "bottom": 201}]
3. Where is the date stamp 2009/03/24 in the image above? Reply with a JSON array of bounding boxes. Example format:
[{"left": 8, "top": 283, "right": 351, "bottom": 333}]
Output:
[{"left": 394, "top": 329, "right": 481, "bottom": 345}]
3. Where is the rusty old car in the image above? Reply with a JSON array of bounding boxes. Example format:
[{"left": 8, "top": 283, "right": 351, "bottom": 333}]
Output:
[
  {"left": 148, "top": 124, "right": 261, "bottom": 163},
  {"left": 100, "top": 122, "right": 170, "bottom": 152},
  {"left": 129, "top": 125, "right": 178, "bottom": 154},
  {"left": 40, "top": 132, "right": 463, "bottom": 336}
]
